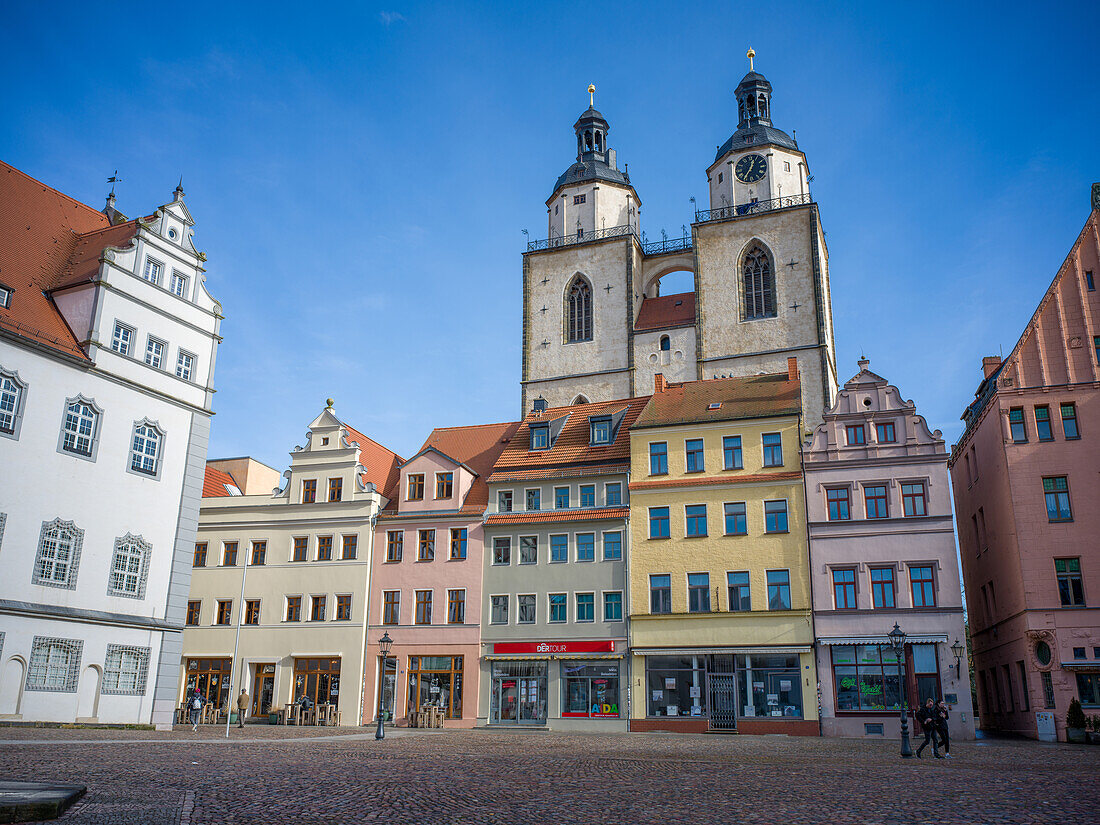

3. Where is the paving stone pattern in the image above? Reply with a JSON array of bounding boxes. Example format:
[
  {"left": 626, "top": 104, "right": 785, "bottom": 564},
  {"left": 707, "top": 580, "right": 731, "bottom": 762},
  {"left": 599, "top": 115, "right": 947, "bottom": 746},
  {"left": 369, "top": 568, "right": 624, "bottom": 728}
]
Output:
[{"left": 0, "top": 727, "right": 1097, "bottom": 824}]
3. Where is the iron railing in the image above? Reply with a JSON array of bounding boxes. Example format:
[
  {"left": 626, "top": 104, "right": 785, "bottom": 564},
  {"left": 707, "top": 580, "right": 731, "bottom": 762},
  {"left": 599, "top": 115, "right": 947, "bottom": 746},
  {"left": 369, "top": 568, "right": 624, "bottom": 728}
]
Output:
[
  {"left": 526, "top": 222, "right": 637, "bottom": 252},
  {"left": 695, "top": 192, "right": 812, "bottom": 224},
  {"left": 641, "top": 235, "right": 693, "bottom": 256}
]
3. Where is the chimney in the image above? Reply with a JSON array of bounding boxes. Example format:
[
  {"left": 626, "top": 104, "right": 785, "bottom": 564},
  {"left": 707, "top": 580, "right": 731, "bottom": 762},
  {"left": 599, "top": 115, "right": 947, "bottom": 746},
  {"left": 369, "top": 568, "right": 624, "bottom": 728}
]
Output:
[
  {"left": 654, "top": 373, "right": 667, "bottom": 394},
  {"left": 532, "top": 396, "right": 548, "bottom": 415},
  {"left": 787, "top": 357, "right": 798, "bottom": 381},
  {"left": 982, "top": 356, "right": 1002, "bottom": 379}
]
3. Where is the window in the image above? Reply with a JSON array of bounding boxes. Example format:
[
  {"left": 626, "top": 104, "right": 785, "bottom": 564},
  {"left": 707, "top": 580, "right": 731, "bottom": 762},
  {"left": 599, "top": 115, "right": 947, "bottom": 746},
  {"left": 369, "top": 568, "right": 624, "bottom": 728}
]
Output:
[
  {"left": 762, "top": 433, "right": 783, "bottom": 466},
  {"left": 1042, "top": 670, "right": 1055, "bottom": 708},
  {"left": 490, "top": 595, "right": 509, "bottom": 624},
  {"left": 660, "top": 335, "right": 671, "bottom": 351},
  {"left": 447, "top": 589, "right": 465, "bottom": 624},
  {"left": 518, "top": 594, "right": 536, "bottom": 624},
  {"left": 723, "top": 436, "right": 743, "bottom": 469},
  {"left": 688, "top": 573, "right": 711, "bottom": 613},
  {"left": 436, "top": 472, "right": 453, "bottom": 498},
  {"left": 1078, "top": 673, "right": 1100, "bottom": 707},
  {"left": 833, "top": 568, "right": 857, "bottom": 609},
  {"left": 520, "top": 535, "right": 538, "bottom": 564},
  {"left": 728, "top": 571, "right": 750, "bottom": 611},
  {"left": 685, "top": 439, "right": 705, "bottom": 472},
  {"left": 826, "top": 487, "right": 851, "bottom": 521},
  {"left": 576, "top": 533, "right": 595, "bottom": 562},
  {"left": 292, "top": 537, "right": 308, "bottom": 562},
  {"left": 176, "top": 351, "right": 195, "bottom": 381},
  {"left": 193, "top": 542, "right": 207, "bottom": 567},
  {"left": 328, "top": 477, "right": 343, "bottom": 502},
  {"left": 1061, "top": 403, "right": 1079, "bottom": 439},
  {"left": 742, "top": 245, "right": 776, "bottom": 319},
  {"left": 767, "top": 570, "right": 791, "bottom": 610},
  {"left": 341, "top": 534, "right": 357, "bottom": 560},
  {"left": 493, "top": 537, "right": 511, "bottom": 565},
  {"left": 576, "top": 593, "right": 595, "bottom": 622},
  {"left": 764, "top": 500, "right": 788, "bottom": 533},
  {"left": 311, "top": 595, "right": 327, "bottom": 621},
  {"left": 901, "top": 482, "right": 927, "bottom": 517},
  {"left": 555, "top": 486, "right": 569, "bottom": 508},
  {"left": 186, "top": 601, "right": 201, "bottom": 625},
  {"left": 1009, "top": 407, "right": 1027, "bottom": 442},
  {"left": 1018, "top": 662, "right": 1030, "bottom": 711},
  {"left": 385, "top": 531, "right": 403, "bottom": 562},
  {"left": 590, "top": 416, "right": 611, "bottom": 445},
  {"left": 566, "top": 275, "right": 593, "bottom": 342},
  {"left": 407, "top": 474, "right": 424, "bottom": 500},
  {"left": 61, "top": 398, "right": 99, "bottom": 457},
  {"left": 317, "top": 536, "right": 333, "bottom": 561},
  {"left": 910, "top": 566, "right": 936, "bottom": 607},
  {"left": 216, "top": 600, "right": 232, "bottom": 625},
  {"left": 724, "top": 502, "right": 747, "bottom": 535},
  {"left": 142, "top": 258, "right": 162, "bottom": 284},
  {"left": 573, "top": 193, "right": 586, "bottom": 204},
  {"left": 1056, "top": 558, "right": 1085, "bottom": 606},
  {"left": 1087, "top": 270, "right": 1095, "bottom": 291},
  {"left": 418, "top": 529, "right": 435, "bottom": 561},
  {"left": 0, "top": 284, "right": 10, "bottom": 307},
  {"left": 830, "top": 645, "right": 903, "bottom": 712},
  {"left": 449, "top": 528, "right": 467, "bottom": 560},
  {"left": 650, "top": 574, "right": 672, "bottom": 614},
  {"left": 334, "top": 594, "right": 352, "bottom": 621},
  {"left": 649, "top": 506, "right": 670, "bottom": 538},
  {"left": 222, "top": 541, "right": 238, "bottom": 566},
  {"left": 244, "top": 599, "right": 260, "bottom": 625},
  {"left": 605, "top": 483, "right": 622, "bottom": 506},
  {"left": 870, "top": 567, "right": 895, "bottom": 608},
  {"left": 414, "top": 590, "right": 432, "bottom": 624},
  {"left": 382, "top": 591, "right": 399, "bottom": 625},
  {"left": 170, "top": 271, "right": 188, "bottom": 298},
  {"left": 550, "top": 534, "right": 568, "bottom": 563},
  {"left": 144, "top": 337, "right": 165, "bottom": 369},
  {"left": 286, "top": 596, "right": 302, "bottom": 622},
  {"left": 111, "top": 322, "right": 134, "bottom": 356},
  {"left": 33, "top": 519, "right": 83, "bottom": 589},
  {"left": 1044, "top": 476, "right": 1073, "bottom": 522},
  {"left": 108, "top": 534, "right": 150, "bottom": 599},
  {"left": 864, "top": 485, "right": 889, "bottom": 519},
  {"left": 549, "top": 593, "right": 567, "bottom": 623},
  {"left": 846, "top": 424, "right": 866, "bottom": 445},
  {"left": 526, "top": 488, "right": 541, "bottom": 511},
  {"left": 1073, "top": 647, "right": 1087, "bottom": 660},
  {"left": 874, "top": 421, "right": 897, "bottom": 443},
  {"left": 0, "top": 369, "right": 25, "bottom": 438},
  {"left": 1035, "top": 406, "right": 1053, "bottom": 441},
  {"left": 603, "top": 531, "right": 622, "bottom": 560},
  {"left": 685, "top": 504, "right": 707, "bottom": 537},
  {"left": 249, "top": 540, "right": 267, "bottom": 566},
  {"left": 604, "top": 591, "right": 623, "bottom": 622},
  {"left": 530, "top": 425, "right": 549, "bottom": 450},
  {"left": 26, "top": 637, "right": 82, "bottom": 692},
  {"left": 498, "top": 490, "right": 513, "bottom": 512},
  {"left": 579, "top": 485, "right": 595, "bottom": 507},
  {"left": 302, "top": 479, "right": 317, "bottom": 504},
  {"left": 650, "top": 442, "right": 668, "bottom": 475}
]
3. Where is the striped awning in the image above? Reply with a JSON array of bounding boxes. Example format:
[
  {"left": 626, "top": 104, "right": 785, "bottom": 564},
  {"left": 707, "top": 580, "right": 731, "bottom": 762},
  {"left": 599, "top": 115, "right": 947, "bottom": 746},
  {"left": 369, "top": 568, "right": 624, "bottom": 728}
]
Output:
[
  {"left": 817, "top": 635, "right": 948, "bottom": 646},
  {"left": 631, "top": 646, "right": 812, "bottom": 656}
]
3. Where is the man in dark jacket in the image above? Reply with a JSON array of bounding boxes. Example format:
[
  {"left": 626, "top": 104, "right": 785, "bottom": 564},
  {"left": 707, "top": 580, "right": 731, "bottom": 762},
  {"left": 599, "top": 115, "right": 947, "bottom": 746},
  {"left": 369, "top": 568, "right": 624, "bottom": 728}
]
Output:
[
  {"left": 935, "top": 700, "right": 952, "bottom": 758},
  {"left": 915, "top": 698, "right": 942, "bottom": 758}
]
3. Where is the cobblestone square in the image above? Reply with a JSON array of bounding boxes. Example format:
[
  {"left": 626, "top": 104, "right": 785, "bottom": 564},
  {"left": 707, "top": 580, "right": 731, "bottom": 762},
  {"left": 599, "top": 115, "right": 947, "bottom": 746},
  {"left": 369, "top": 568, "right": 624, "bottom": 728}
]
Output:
[{"left": 0, "top": 727, "right": 1097, "bottom": 824}]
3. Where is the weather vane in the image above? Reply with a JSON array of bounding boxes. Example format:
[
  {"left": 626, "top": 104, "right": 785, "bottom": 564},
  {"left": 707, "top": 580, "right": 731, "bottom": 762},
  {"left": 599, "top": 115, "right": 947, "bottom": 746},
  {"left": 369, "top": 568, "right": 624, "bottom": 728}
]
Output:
[
  {"left": 588, "top": 84, "right": 595, "bottom": 107},
  {"left": 107, "top": 170, "right": 122, "bottom": 197}
]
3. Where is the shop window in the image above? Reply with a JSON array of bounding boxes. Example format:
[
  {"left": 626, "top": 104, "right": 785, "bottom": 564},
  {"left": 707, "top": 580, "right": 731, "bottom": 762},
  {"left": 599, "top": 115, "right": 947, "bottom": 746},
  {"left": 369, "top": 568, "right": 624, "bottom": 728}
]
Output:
[
  {"left": 739, "top": 654, "right": 806, "bottom": 719},
  {"left": 723, "top": 435, "right": 742, "bottom": 469},
  {"left": 491, "top": 660, "right": 545, "bottom": 724},
  {"left": 724, "top": 502, "right": 747, "bottom": 535},
  {"left": 562, "top": 661, "right": 620, "bottom": 718},
  {"left": 912, "top": 645, "right": 941, "bottom": 704},
  {"left": 649, "top": 442, "right": 668, "bottom": 475},
  {"left": 645, "top": 655, "right": 707, "bottom": 718},
  {"left": 408, "top": 656, "right": 464, "bottom": 720},
  {"left": 688, "top": 573, "right": 710, "bottom": 612},
  {"left": 1056, "top": 558, "right": 1085, "bottom": 606},
  {"left": 870, "top": 567, "right": 895, "bottom": 608},
  {"left": 650, "top": 574, "right": 671, "bottom": 614},
  {"left": 386, "top": 531, "right": 403, "bottom": 562},
  {"left": 826, "top": 487, "right": 850, "bottom": 521},
  {"left": 184, "top": 657, "right": 232, "bottom": 709},
  {"left": 1076, "top": 673, "right": 1100, "bottom": 707},
  {"left": 293, "top": 657, "right": 341, "bottom": 708},
  {"left": 831, "top": 645, "right": 903, "bottom": 711}
]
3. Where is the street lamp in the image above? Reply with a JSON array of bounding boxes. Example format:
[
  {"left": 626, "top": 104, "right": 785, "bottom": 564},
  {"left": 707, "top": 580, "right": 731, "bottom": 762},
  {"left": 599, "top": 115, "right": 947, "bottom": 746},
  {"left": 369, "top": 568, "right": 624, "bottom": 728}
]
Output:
[
  {"left": 951, "top": 638, "right": 965, "bottom": 677},
  {"left": 888, "top": 623, "right": 913, "bottom": 758},
  {"left": 375, "top": 632, "right": 393, "bottom": 741}
]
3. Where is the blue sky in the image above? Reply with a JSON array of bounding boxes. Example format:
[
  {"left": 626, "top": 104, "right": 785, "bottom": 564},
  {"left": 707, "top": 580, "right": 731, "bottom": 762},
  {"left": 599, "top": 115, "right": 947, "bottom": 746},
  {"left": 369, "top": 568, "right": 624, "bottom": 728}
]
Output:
[{"left": 3, "top": 0, "right": 1097, "bottom": 469}]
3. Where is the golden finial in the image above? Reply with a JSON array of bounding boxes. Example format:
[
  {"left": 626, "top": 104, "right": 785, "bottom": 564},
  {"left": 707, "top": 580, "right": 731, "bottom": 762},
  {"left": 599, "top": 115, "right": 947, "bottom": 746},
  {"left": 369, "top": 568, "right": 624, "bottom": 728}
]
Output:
[
  {"left": 747, "top": 47, "right": 755, "bottom": 72},
  {"left": 587, "top": 84, "right": 595, "bottom": 107},
  {"left": 326, "top": 398, "right": 334, "bottom": 409}
]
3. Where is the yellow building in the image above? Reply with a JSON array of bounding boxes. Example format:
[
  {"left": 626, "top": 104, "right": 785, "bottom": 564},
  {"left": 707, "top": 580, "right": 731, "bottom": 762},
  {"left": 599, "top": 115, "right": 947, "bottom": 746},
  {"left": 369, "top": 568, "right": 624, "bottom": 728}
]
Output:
[{"left": 627, "top": 365, "right": 818, "bottom": 734}]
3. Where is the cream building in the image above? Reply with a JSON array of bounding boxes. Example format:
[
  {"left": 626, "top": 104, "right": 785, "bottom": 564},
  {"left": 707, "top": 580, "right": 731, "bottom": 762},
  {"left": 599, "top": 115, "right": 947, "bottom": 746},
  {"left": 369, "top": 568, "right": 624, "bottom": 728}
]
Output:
[{"left": 180, "top": 403, "right": 401, "bottom": 725}]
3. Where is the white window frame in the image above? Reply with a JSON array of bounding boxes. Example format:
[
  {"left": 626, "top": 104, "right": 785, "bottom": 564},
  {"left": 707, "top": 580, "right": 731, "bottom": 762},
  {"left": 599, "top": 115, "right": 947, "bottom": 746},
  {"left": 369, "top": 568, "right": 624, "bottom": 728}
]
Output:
[
  {"left": 142, "top": 257, "right": 163, "bottom": 285},
  {"left": 128, "top": 419, "right": 165, "bottom": 479},
  {"left": 0, "top": 366, "right": 27, "bottom": 440},
  {"left": 107, "top": 533, "right": 151, "bottom": 599},
  {"left": 169, "top": 270, "right": 189, "bottom": 299},
  {"left": 58, "top": 395, "right": 103, "bottom": 461},
  {"left": 26, "top": 637, "right": 83, "bottom": 692},
  {"left": 144, "top": 336, "right": 166, "bottom": 369},
  {"left": 175, "top": 350, "right": 196, "bottom": 381},
  {"left": 33, "top": 518, "right": 84, "bottom": 590},
  {"left": 111, "top": 322, "right": 135, "bottom": 356},
  {"left": 103, "top": 644, "right": 150, "bottom": 695},
  {"left": 517, "top": 593, "right": 537, "bottom": 624},
  {"left": 0, "top": 283, "right": 11, "bottom": 308},
  {"left": 489, "top": 594, "right": 509, "bottom": 625},
  {"left": 575, "top": 591, "right": 595, "bottom": 623}
]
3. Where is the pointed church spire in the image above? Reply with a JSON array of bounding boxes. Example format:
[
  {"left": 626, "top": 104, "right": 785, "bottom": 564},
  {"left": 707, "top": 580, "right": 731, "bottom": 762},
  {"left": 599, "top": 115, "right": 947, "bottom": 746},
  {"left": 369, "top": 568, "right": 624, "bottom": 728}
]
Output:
[{"left": 175, "top": 175, "right": 185, "bottom": 199}]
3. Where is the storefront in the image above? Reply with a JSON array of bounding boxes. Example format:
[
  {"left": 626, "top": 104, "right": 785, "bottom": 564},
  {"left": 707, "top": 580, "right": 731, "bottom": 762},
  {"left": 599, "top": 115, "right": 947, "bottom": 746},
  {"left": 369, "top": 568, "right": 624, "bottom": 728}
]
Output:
[
  {"left": 251, "top": 663, "right": 276, "bottom": 717},
  {"left": 293, "top": 657, "right": 341, "bottom": 706},
  {"left": 184, "top": 658, "right": 232, "bottom": 709},
  {"left": 408, "top": 656, "right": 464, "bottom": 720}
]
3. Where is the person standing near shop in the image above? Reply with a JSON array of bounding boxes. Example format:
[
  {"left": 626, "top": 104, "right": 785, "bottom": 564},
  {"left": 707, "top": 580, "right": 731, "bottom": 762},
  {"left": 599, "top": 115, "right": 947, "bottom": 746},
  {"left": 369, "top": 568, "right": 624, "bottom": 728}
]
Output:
[
  {"left": 236, "top": 689, "right": 250, "bottom": 729},
  {"left": 915, "top": 697, "right": 942, "bottom": 758},
  {"left": 189, "top": 689, "right": 203, "bottom": 731},
  {"left": 935, "top": 700, "right": 952, "bottom": 758}
]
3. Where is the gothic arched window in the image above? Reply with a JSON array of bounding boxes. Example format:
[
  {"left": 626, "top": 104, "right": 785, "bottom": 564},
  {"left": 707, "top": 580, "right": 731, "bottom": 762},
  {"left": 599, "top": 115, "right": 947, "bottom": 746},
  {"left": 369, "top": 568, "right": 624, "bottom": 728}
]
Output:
[
  {"left": 742, "top": 245, "right": 776, "bottom": 320},
  {"left": 566, "top": 276, "right": 593, "bottom": 343}
]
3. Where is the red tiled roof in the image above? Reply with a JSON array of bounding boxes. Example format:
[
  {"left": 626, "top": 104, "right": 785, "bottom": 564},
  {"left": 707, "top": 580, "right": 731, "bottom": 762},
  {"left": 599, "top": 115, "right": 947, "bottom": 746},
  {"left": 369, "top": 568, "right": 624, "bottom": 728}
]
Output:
[
  {"left": 484, "top": 506, "right": 629, "bottom": 525},
  {"left": 632, "top": 373, "right": 801, "bottom": 429},
  {"left": 344, "top": 425, "right": 404, "bottom": 499},
  {"left": 629, "top": 471, "right": 803, "bottom": 491},
  {"left": 487, "top": 464, "right": 630, "bottom": 483},
  {"left": 634, "top": 292, "right": 696, "bottom": 331},
  {"left": 413, "top": 421, "right": 521, "bottom": 512},
  {"left": 0, "top": 161, "right": 140, "bottom": 360},
  {"left": 203, "top": 465, "right": 240, "bottom": 497},
  {"left": 492, "top": 396, "right": 651, "bottom": 473}
]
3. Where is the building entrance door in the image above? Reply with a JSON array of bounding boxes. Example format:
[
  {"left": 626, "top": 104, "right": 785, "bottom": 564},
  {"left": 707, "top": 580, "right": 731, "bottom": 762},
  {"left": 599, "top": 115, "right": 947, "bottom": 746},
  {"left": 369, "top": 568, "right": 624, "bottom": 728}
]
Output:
[
  {"left": 494, "top": 677, "right": 518, "bottom": 722},
  {"left": 518, "top": 677, "right": 545, "bottom": 724},
  {"left": 490, "top": 660, "right": 548, "bottom": 725},
  {"left": 707, "top": 672, "right": 738, "bottom": 731},
  {"left": 252, "top": 664, "right": 275, "bottom": 717}
]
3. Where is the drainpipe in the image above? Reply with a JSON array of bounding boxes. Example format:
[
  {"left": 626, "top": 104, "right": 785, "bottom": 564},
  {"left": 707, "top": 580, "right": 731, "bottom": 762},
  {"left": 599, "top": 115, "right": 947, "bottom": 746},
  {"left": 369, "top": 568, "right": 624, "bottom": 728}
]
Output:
[
  {"left": 358, "top": 510, "right": 379, "bottom": 727},
  {"left": 621, "top": 515, "right": 630, "bottom": 725},
  {"left": 798, "top": 412, "right": 823, "bottom": 737}
]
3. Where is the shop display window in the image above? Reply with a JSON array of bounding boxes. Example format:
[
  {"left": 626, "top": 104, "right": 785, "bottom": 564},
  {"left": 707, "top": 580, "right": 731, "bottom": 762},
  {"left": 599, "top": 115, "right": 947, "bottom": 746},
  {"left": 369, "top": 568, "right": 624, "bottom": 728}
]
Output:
[
  {"left": 491, "top": 661, "right": 547, "bottom": 724},
  {"left": 735, "top": 654, "right": 803, "bottom": 718},
  {"left": 645, "top": 656, "right": 707, "bottom": 718},
  {"left": 561, "top": 661, "right": 620, "bottom": 718},
  {"left": 407, "top": 656, "right": 463, "bottom": 720},
  {"left": 831, "top": 645, "right": 902, "bottom": 712}
]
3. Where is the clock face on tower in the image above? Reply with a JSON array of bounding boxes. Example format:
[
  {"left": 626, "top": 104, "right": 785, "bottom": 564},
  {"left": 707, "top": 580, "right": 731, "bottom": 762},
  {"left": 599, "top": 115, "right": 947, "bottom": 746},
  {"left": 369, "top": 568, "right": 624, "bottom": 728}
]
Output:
[{"left": 735, "top": 153, "right": 768, "bottom": 183}]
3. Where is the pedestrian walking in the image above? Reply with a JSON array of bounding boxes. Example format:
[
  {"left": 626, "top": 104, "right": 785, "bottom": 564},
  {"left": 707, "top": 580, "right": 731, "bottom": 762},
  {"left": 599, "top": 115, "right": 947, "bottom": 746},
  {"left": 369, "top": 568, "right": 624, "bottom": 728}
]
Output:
[
  {"left": 188, "top": 689, "right": 203, "bottom": 731},
  {"left": 936, "top": 700, "right": 952, "bottom": 758},
  {"left": 915, "top": 697, "right": 942, "bottom": 758},
  {"left": 236, "top": 689, "right": 250, "bottom": 728}
]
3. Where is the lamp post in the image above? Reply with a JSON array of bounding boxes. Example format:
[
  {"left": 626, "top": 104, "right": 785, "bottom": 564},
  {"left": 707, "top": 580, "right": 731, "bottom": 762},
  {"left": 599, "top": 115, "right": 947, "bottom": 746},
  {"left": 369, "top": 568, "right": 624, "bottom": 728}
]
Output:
[
  {"left": 951, "top": 638, "right": 965, "bottom": 678},
  {"left": 375, "top": 632, "right": 393, "bottom": 741},
  {"left": 888, "top": 623, "right": 913, "bottom": 758}
]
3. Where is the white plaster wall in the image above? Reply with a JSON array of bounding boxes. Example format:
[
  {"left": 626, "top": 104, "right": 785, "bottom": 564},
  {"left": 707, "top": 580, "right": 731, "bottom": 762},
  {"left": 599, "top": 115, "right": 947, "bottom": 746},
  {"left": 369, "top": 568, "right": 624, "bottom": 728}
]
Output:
[
  {"left": 547, "top": 182, "right": 635, "bottom": 239},
  {"left": 708, "top": 146, "right": 806, "bottom": 209},
  {"left": 633, "top": 328, "right": 697, "bottom": 389}
]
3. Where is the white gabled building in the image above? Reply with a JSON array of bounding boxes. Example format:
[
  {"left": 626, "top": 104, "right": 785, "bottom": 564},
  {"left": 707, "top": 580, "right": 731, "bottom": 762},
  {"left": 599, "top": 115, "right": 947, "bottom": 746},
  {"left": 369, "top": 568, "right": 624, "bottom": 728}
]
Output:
[{"left": 0, "top": 161, "right": 221, "bottom": 729}]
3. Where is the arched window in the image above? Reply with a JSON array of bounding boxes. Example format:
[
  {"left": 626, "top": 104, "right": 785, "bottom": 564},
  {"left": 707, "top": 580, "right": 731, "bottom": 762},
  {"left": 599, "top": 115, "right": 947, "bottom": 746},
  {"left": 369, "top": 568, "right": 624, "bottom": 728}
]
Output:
[
  {"left": 566, "top": 276, "right": 593, "bottom": 343},
  {"left": 742, "top": 245, "right": 776, "bottom": 320},
  {"left": 758, "top": 94, "right": 768, "bottom": 119},
  {"left": 659, "top": 335, "right": 671, "bottom": 352},
  {"left": 571, "top": 395, "right": 590, "bottom": 406},
  {"left": 33, "top": 518, "right": 83, "bottom": 589},
  {"left": 62, "top": 398, "right": 99, "bottom": 457},
  {"left": 109, "top": 534, "right": 150, "bottom": 599},
  {"left": 130, "top": 422, "right": 162, "bottom": 476}
]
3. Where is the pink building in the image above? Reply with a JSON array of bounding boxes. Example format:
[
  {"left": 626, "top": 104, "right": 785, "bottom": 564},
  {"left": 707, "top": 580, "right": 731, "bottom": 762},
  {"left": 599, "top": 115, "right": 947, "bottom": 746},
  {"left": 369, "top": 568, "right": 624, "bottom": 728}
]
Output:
[
  {"left": 364, "top": 421, "right": 519, "bottom": 728},
  {"left": 949, "top": 186, "right": 1100, "bottom": 741},
  {"left": 805, "top": 360, "right": 975, "bottom": 740}
]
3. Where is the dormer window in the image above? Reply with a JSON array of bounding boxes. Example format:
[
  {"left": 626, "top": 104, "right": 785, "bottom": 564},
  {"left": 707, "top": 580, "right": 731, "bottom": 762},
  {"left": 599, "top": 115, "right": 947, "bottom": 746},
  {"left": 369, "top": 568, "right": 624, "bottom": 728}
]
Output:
[
  {"left": 436, "top": 472, "right": 453, "bottom": 499},
  {"left": 407, "top": 474, "right": 425, "bottom": 501},
  {"left": 0, "top": 284, "right": 12, "bottom": 308},
  {"left": 590, "top": 416, "right": 612, "bottom": 445},
  {"left": 530, "top": 425, "right": 549, "bottom": 451}
]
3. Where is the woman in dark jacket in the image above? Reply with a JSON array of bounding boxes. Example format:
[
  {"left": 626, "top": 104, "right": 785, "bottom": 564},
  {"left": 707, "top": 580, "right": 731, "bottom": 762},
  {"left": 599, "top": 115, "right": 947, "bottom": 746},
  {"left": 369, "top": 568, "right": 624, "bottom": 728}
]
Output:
[
  {"left": 935, "top": 700, "right": 952, "bottom": 758},
  {"left": 915, "top": 698, "right": 942, "bottom": 758}
]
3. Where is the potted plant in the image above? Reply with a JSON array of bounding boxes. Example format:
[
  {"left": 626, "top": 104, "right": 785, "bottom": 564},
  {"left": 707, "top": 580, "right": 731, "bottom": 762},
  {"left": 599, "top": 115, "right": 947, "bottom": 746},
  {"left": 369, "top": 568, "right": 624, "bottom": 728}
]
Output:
[
  {"left": 1066, "top": 698, "right": 1087, "bottom": 743},
  {"left": 1089, "top": 715, "right": 1100, "bottom": 745}
]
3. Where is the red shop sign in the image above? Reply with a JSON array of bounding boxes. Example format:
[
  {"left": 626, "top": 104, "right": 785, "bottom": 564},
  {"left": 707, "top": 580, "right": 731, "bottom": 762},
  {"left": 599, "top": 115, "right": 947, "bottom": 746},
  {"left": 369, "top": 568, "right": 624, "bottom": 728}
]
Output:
[{"left": 492, "top": 641, "right": 615, "bottom": 655}]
